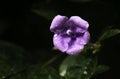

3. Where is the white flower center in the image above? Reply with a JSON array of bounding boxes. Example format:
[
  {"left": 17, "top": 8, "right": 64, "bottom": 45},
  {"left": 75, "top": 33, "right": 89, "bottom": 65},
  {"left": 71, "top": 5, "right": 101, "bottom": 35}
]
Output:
[{"left": 66, "top": 30, "right": 72, "bottom": 35}]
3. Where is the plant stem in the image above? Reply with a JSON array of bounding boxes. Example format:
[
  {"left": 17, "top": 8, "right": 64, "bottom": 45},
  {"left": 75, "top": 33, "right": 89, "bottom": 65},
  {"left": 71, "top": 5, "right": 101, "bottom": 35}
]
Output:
[{"left": 41, "top": 54, "right": 62, "bottom": 68}]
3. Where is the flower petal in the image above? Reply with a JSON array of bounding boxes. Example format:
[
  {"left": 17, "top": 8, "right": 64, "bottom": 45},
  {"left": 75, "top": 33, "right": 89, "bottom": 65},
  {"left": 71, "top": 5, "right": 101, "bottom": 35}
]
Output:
[
  {"left": 76, "top": 31, "right": 90, "bottom": 45},
  {"left": 83, "top": 31, "right": 90, "bottom": 44},
  {"left": 66, "top": 44, "right": 84, "bottom": 55},
  {"left": 68, "top": 16, "right": 89, "bottom": 30},
  {"left": 53, "top": 34, "right": 71, "bottom": 52},
  {"left": 66, "top": 31, "right": 90, "bottom": 55},
  {"left": 71, "top": 27, "right": 86, "bottom": 34},
  {"left": 50, "top": 15, "right": 68, "bottom": 33}
]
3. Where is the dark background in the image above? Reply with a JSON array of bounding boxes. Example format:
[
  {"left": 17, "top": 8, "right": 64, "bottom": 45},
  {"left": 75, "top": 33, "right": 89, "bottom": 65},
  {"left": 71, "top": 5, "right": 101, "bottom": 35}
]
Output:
[{"left": 0, "top": 0, "right": 120, "bottom": 79}]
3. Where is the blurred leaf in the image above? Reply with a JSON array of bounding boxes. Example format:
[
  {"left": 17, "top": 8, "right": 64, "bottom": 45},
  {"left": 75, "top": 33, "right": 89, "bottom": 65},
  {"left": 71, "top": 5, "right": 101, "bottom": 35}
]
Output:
[
  {"left": 0, "top": 41, "right": 26, "bottom": 78},
  {"left": 10, "top": 65, "right": 61, "bottom": 79},
  {"left": 9, "top": 70, "right": 27, "bottom": 79},
  {"left": 93, "top": 65, "right": 109, "bottom": 75},
  {"left": 59, "top": 46, "right": 92, "bottom": 77},
  {"left": 91, "top": 42, "right": 101, "bottom": 54},
  {"left": 98, "top": 29, "right": 120, "bottom": 41},
  {"left": 33, "top": 9, "right": 57, "bottom": 20},
  {"left": 32, "top": 1, "right": 57, "bottom": 20},
  {"left": 65, "top": 60, "right": 95, "bottom": 79},
  {"left": 59, "top": 55, "right": 77, "bottom": 77},
  {"left": 59, "top": 53, "right": 97, "bottom": 79},
  {"left": 59, "top": 52, "right": 109, "bottom": 79},
  {"left": 27, "top": 64, "right": 60, "bottom": 79}
]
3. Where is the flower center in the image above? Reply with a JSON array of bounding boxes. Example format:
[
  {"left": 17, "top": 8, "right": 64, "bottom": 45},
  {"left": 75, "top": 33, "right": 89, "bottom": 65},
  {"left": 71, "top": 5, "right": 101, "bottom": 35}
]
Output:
[
  {"left": 66, "top": 30, "right": 76, "bottom": 38},
  {"left": 66, "top": 30, "right": 72, "bottom": 35}
]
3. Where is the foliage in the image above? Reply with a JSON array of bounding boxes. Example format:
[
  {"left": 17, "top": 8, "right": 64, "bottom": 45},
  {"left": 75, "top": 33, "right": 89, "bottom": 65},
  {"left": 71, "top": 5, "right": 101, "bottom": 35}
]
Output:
[{"left": 1, "top": 27, "right": 119, "bottom": 79}]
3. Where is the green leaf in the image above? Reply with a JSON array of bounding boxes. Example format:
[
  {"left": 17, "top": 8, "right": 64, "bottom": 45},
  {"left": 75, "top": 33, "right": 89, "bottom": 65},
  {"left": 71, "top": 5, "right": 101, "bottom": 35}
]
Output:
[
  {"left": 9, "top": 70, "right": 28, "bottom": 79},
  {"left": 59, "top": 55, "right": 77, "bottom": 77},
  {"left": 59, "top": 53, "right": 109, "bottom": 79},
  {"left": 27, "top": 64, "right": 60, "bottom": 79},
  {"left": 0, "top": 41, "right": 26, "bottom": 78},
  {"left": 59, "top": 53, "right": 97, "bottom": 79},
  {"left": 10, "top": 64, "right": 61, "bottom": 79},
  {"left": 65, "top": 61, "right": 95, "bottom": 79},
  {"left": 93, "top": 65, "right": 109, "bottom": 75},
  {"left": 98, "top": 29, "right": 120, "bottom": 41}
]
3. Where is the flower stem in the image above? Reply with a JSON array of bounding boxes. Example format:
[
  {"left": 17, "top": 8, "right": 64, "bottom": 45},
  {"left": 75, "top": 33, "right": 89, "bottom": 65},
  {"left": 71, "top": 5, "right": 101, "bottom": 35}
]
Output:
[{"left": 41, "top": 54, "right": 62, "bottom": 68}]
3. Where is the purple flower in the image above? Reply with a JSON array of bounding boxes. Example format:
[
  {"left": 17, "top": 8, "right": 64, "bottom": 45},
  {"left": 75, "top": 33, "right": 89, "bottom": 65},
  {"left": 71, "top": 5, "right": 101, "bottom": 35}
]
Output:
[{"left": 50, "top": 15, "right": 90, "bottom": 55}]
